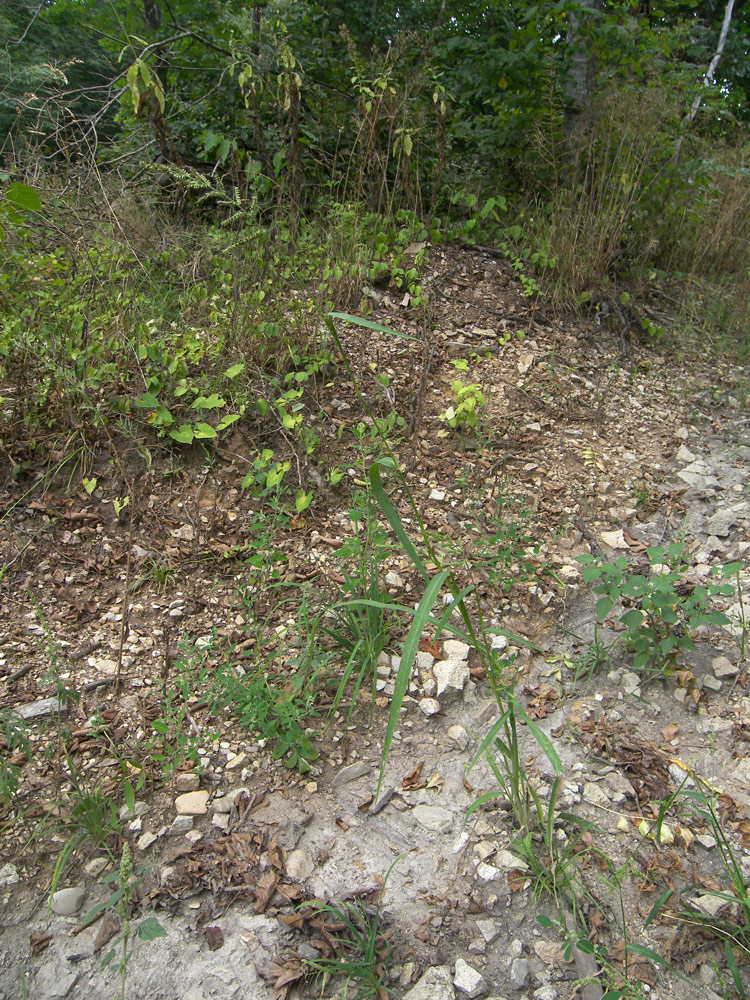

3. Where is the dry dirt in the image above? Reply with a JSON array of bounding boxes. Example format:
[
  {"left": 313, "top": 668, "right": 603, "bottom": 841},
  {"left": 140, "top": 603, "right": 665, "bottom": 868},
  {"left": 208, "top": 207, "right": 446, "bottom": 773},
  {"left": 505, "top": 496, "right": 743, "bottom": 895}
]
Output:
[{"left": 1, "top": 244, "right": 749, "bottom": 1000}]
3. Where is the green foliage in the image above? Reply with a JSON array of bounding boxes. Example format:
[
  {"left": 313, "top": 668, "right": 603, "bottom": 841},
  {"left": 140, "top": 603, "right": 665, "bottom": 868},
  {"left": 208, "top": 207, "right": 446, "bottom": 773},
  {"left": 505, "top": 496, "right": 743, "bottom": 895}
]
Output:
[
  {"left": 0, "top": 710, "right": 31, "bottom": 813},
  {"left": 81, "top": 844, "right": 166, "bottom": 1000},
  {"left": 577, "top": 544, "right": 734, "bottom": 672},
  {"left": 321, "top": 487, "right": 398, "bottom": 722},
  {"left": 439, "top": 379, "right": 486, "bottom": 433}
]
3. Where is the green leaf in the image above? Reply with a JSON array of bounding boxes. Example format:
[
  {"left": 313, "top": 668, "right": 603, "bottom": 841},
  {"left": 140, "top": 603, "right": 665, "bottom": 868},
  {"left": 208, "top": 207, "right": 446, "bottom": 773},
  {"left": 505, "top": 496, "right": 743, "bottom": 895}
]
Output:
[
  {"left": 295, "top": 490, "right": 313, "bottom": 513},
  {"left": 136, "top": 392, "right": 160, "bottom": 408},
  {"left": 216, "top": 413, "right": 241, "bottom": 431},
  {"left": 169, "top": 425, "right": 195, "bottom": 444},
  {"left": 193, "top": 422, "right": 217, "bottom": 439},
  {"left": 5, "top": 182, "right": 42, "bottom": 212},
  {"left": 595, "top": 596, "right": 614, "bottom": 620},
  {"left": 703, "top": 611, "right": 731, "bottom": 625},
  {"left": 621, "top": 609, "right": 644, "bottom": 629},
  {"left": 224, "top": 363, "right": 245, "bottom": 378},
  {"left": 192, "top": 394, "right": 225, "bottom": 410},
  {"left": 138, "top": 916, "right": 167, "bottom": 941}
]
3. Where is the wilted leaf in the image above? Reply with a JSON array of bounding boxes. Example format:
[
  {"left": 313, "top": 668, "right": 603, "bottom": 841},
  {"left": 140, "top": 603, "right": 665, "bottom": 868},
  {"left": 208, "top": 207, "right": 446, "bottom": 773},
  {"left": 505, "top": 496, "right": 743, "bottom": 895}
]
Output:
[{"left": 254, "top": 871, "right": 280, "bottom": 913}]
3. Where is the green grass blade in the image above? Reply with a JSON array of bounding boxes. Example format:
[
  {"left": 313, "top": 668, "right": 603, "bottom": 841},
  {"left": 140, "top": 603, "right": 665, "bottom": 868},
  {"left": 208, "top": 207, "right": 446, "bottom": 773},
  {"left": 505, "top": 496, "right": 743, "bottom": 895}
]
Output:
[
  {"left": 329, "top": 312, "right": 418, "bottom": 341},
  {"left": 378, "top": 571, "right": 450, "bottom": 796},
  {"left": 369, "top": 462, "right": 430, "bottom": 582}
]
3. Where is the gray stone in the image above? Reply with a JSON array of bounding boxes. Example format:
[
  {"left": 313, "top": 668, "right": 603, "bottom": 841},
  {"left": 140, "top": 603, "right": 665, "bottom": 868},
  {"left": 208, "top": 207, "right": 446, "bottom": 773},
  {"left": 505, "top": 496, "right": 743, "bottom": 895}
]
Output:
[
  {"left": 211, "top": 812, "right": 230, "bottom": 830},
  {"left": 0, "top": 863, "right": 19, "bottom": 887},
  {"left": 695, "top": 834, "right": 716, "bottom": 849},
  {"left": 677, "top": 462, "right": 720, "bottom": 489},
  {"left": 509, "top": 958, "right": 529, "bottom": 990},
  {"left": 412, "top": 804, "right": 454, "bottom": 833},
  {"left": 333, "top": 761, "right": 370, "bottom": 786},
  {"left": 33, "top": 962, "right": 78, "bottom": 999},
  {"left": 137, "top": 831, "right": 158, "bottom": 850},
  {"left": 621, "top": 671, "right": 641, "bottom": 695},
  {"left": 434, "top": 659, "right": 470, "bottom": 704},
  {"left": 713, "top": 655, "right": 738, "bottom": 678},
  {"left": 403, "top": 965, "right": 455, "bottom": 1000},
  {"left": 454, "top": 958, "right": 487, "bottom": 998},
  {"left": 175, "top": 790, "right": 209, "bottom": 815},
  {"left": 168, "top": 815, "right": 194, "bottom": 836},
  {"left": 286, "top": 848, "right": 314, "bottom": 882},
  {"left": 16, "top": 697, "right": 64, "bottom": 720},
  {"left": 50, "top": 886, "right": 86, "bottom": 915},
  {"left": 447, "top": 725, "right": 470, "bottom": 750},
  {"left": 703, "top": 675, "right": 723, "bottom": 693},
  {"left": 385, "top": 571, "right": 404, "bottom": 588},
  {"left": 84, "top": 857, "right": 108, "bottom": 877},
  {"left": 707, "top": 503, "right": 749, "bottom": 537},
  {"left": 476, "top": 919, "right": 500, "bottom": 944},
  {"left": 119, "top": 800, "right": 150, "bottom": 821},
  {"left": 175, "top": 772, "right": 201, "bottom": 792},
  {"left": 582, "top": 781, "right": 609, "bottom": 808},
  {"left": 533, "top": 988, "right": 558, "bottom": 1000},
  {"left": 676, "top": 444, "right": 696, "bottom": 463}
]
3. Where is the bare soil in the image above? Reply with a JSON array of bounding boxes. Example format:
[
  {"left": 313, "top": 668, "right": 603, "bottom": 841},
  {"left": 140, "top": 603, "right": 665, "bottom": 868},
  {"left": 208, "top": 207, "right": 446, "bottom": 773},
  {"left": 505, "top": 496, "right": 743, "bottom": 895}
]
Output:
[{"left": 1, "top": 244, "right": 749, "bottom": 1000}]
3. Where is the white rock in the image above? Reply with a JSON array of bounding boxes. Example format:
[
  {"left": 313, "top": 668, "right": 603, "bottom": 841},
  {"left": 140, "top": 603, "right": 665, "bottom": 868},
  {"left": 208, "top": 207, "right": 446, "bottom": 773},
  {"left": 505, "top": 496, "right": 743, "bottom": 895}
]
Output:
[
  {"left": 476, "top": 862, "right": 501, "bottom": 881},
  {"left": 386, "top": 571, "right": 405, "bottom": 588},
  {"left": 419, "top": 698, "right": 442, "bottom": 717},
  {"left": 403, "top": 966, "right": 455, "bottom": 1000},
  {"left": 211, "top": 812, "right": 230, "bottom": 830},
  {"left": 50, "top": 886, "right": 86, "bottom": 916},
  {"left": 713, "top": 655, "right": 738, "bottom": 678},
  {"left": 476, "top": 919, "right": 500, "bottom": 944},
  {"left": 412, "top": 805, "right": 454, "bottom": 833},
  {"left": 443, "top": 640, "right": 471, "bottom": 662},
  {"left": 600, "top": 529, "right": 628, "bottom": 549},
  {"left": 168, "top": 815, "right": 194, "bottom": 836},
  {"left": 446, "top": 725, "right": 469, "bottom": 749},
  {"left": 0, "top": 864, "right": 19, "bottom": 887},
  {"left": 137, "top": 832, "right": 158, "bottom": 851},
  {"left": 676, "top": 445, "right": 696, "bottom": 463},
  {"left": 434, "top": 659, "right": 470, "bottom": 704},
  {"left": 454, "top": 958, "right": 487, "bottom": 998},
  {"left": 286, "top": 848, "right": 314, "bottom": 882},
  {"left": 175, "top": 790, "right": 209, "bottom": 815},
  {"left": 430, "top": 489, "right": 446, "bottom": 501}
]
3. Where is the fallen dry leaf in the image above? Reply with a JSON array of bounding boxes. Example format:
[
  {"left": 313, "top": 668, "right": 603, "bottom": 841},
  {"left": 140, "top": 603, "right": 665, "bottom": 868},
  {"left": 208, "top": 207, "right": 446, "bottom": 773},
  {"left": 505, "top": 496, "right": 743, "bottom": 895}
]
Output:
[
  {"left": 30, "top": 931, "right": 53, "bottom": 955},
  {"left": 202, "top": 925, "right": 224, "bottom": 951},
  {"left": 419, "top": 637, "right": 441, "bottom": 658},
  {"left": 402, "top": 761, "right": 426, "bottom": 790},
  {"left": 254, "top": 871, "right": 280, "bottom": 913},
  {"left": 94, "top": 914, "right": 121, "bottom": 953},
  {"left": 661, "top": 722, "right": 679, "bottom": 742}
]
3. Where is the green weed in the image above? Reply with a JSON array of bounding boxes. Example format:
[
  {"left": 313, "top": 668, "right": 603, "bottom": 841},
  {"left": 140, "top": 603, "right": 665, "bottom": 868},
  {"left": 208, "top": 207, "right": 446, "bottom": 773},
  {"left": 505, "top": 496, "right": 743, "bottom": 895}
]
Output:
[{"left": 577, "top": 543, "right": 734, "bottom": 673}]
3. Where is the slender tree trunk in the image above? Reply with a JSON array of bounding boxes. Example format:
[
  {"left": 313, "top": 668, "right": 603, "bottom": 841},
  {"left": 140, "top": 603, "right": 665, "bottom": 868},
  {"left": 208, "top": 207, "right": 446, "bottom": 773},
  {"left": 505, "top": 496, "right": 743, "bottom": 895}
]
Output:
[
  {"left": 673, "top": 0, "right": 735, "bottom": 165},
  {"left": 562, "top": 0, "right": 600, "bottom": 178}
]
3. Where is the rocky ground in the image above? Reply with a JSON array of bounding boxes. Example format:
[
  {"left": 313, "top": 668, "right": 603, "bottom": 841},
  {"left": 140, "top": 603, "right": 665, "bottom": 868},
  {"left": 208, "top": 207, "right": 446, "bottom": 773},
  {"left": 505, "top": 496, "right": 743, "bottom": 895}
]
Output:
[{"left": 1, "top": 244, "right": 749, "bottom": 1000}]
